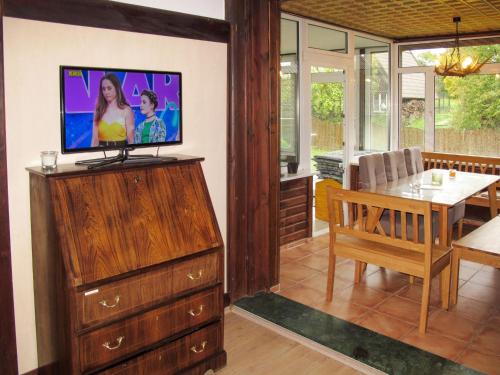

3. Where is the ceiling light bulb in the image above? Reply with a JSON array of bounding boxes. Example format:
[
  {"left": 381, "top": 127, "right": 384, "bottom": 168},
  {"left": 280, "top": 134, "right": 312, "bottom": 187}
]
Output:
[{"left": 461, "top": 56, "right": 473, "bottom": 69}]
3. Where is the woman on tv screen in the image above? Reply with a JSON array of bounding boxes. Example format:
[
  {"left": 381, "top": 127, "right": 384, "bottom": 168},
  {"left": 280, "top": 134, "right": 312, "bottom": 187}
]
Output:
[
  {"left": 91, "top": 73, "right": 135, "bottom": 147},
  {"left": 134, "top": 89, "right": 166, "bottom": 144}
]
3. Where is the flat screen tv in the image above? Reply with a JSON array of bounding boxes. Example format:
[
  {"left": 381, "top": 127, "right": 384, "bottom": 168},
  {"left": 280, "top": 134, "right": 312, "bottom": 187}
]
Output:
[{"left": 60, "top": 66, "right": 182, "bottom": 157}]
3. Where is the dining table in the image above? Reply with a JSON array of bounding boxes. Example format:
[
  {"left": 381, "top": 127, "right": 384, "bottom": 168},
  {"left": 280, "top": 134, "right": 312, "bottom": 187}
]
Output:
[{"left": 359, "top": 169, "right": 499, "bottom": 247}]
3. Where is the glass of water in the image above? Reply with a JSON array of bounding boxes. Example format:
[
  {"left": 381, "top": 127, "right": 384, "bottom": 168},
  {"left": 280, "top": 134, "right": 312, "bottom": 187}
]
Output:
[{"left": 41, "top": 151, "right": 58, "bottom": 171}]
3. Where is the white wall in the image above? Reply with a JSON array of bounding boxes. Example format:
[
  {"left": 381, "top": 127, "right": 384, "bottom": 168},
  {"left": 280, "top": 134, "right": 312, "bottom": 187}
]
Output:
[
  {"left": 4, "top": 17, "right": 227, "bottom": 374},
  {"left": 111, "top": 0, "right": 225, "bottom": 19}
]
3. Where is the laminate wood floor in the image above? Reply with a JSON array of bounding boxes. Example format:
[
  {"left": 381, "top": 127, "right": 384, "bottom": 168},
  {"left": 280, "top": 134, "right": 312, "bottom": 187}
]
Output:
[{"left": 217, "top": 312, "right": 362, "bottom": 375}]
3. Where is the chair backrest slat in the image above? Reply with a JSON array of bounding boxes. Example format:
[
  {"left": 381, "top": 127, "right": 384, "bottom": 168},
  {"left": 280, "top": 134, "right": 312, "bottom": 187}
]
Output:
[
  {"left": 389, "top": 209, "right": 396, "bottom": 239},
  {"left": 401, "top": 210, "right": 407, "bottom": 241}
]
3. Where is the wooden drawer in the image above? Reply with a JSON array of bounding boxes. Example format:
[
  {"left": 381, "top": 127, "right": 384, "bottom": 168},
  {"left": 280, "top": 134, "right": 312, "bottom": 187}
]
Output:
[
  {"left": 77, "top": 252, "right": 220, "bottom": 329},
  {"left": 77, "top": 266, "right": 172, "bottom": 328},
  {"left": 79, "top": 286, "right": 222, "bottom": 373},
  {"left": 99, "top": 322, "right": 222, "bottom": 375},
  {"left": 172, "top": 252, "right": 219, "bottom": 295}
]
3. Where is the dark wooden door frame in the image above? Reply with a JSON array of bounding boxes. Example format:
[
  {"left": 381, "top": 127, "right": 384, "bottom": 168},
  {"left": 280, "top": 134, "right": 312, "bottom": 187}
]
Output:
[
  {"left": 1, "top": 0, "right": 280, "bottom": 372},
  {"left": 225, "top": 0, "right": 280, "bottom": 300}
]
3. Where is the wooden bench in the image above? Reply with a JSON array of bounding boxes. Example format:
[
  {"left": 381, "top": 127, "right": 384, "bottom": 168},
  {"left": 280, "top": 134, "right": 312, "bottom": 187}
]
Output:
[
  {"left": 421, "top": 152, "right": 500, "bottom": 218},
  {"left": 450, "top": 215, "right": 500, "bottom": 305},
  {"left": 326, "top": 187, "right": 452, "bottom": 333}
]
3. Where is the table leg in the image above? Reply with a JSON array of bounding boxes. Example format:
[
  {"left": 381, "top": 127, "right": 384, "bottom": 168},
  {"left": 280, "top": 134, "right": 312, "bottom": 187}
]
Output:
[
  {"left": 450, "top": 247, "right": 460, "bottom": 306},
  {"left": 439, "top": 205, "right": 448, "bottom": 247},
  {"left": 488, "top": 183, "right": 498, "bottom": 218}
]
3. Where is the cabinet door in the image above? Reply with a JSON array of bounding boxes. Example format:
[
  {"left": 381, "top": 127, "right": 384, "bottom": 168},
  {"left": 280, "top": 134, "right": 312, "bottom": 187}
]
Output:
[{"left": 50, "top": 163, "right": 222, "bottom": 285}]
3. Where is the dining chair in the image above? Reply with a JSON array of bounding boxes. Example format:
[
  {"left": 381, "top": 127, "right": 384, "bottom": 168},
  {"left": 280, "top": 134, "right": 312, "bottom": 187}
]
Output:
[
  {"left": 326, "top": 186, "right": 452, "bottom": 333},
  {"left": 404, "top": 147, "right": 424, "bottom": 176},
  {"left": 383, "top": 150, "right": 408, "bottom": 182},
  {"left": 358, "top": 153, "right": 387, "bottom": 190}
]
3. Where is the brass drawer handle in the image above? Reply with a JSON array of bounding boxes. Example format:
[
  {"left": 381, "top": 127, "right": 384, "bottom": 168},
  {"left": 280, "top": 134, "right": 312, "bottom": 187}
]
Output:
[
  {"left": 188, "top": 305, "right": 204, "bottom": 317},
  {"left": 102, "top": 336, "right": 124, "bottom": 350},
  {"left": 190, "top": 341, "right": 207, "bottom": 354},
  {"left": 99, "top": 295, "right": 120, "bottom": 308},
  {"left": 187, "top": 270, "right": 203, "bottom": 280}
]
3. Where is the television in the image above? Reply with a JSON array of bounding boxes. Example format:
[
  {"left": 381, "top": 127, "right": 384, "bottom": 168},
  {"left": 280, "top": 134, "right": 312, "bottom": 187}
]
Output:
[{"left": 60, "top": 66, "right": 182, "bottom": 166}]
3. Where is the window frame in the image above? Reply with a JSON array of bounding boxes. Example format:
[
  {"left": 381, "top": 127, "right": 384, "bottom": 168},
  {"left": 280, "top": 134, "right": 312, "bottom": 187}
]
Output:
[{"left": 395, "top": 37, "right": 500, "bottom": 154}]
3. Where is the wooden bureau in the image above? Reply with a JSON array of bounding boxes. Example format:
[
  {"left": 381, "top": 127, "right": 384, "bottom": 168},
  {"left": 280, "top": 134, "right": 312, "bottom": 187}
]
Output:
[{"left": 28, "top": 156, "right": 226, "bottom": 374}]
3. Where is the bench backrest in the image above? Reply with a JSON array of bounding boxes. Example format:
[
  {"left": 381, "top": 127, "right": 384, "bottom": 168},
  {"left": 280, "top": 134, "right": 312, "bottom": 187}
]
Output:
[
  {"left": 421, "top": 152, "right": 500, "bottom": 175},
  {"left": 326, "top": 187, "right": 433, "bottom": 261}
]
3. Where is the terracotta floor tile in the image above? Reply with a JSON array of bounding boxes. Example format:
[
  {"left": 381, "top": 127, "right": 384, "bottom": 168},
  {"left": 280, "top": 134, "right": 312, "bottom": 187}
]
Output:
[
  {"left": 468, "top": 266, "right": 500, "bottom": 288},
  {"left": 299, "top": 272, "right": 352, "bottom": 293},
  {"left": 458, "top": 264, "right": 480, "bottom": 281},
  {"left": 280, "top": 247, "right": 314, "bottom": 264},
  {"left": 448, "top": 295, "right": 497, "bottom": 322},
  {"left": 280, "top": 263, "right": 321, "bottom": 283},
  {"left": 460, "top": 260, "right": 483, "bottom": 270},
  {"left": 357, "top": 311, "right": 415, "bottom": 340},
  {"left": 330, "top": 261, "right": 357, "bottom": 282},
  {"left": 363, "top": 269, "right": 408, "bottom": 293},
  {"left": 458, "top": 281, "right": 500, "bottom": 305},
  {"left": 310, "top": 299, "right": 368, "bottom": 322},
  {"left": 396, "top": 283, "right": 442, "bottom": 308},
  {"left": 487, "top": 310, "right": 500, "bottom": 328},
  {"left": 427, "top": 309, "right": 480, "bottom": 342},
  {"left": 337, "top": 284, "right": 391, "bottom": 308},
  {"left": 470, "top": 325, "right": 500, "bottom": 356},
  {"left": 313, "top": 247, "right": 329, "bottom": 257},
  {"left": 402, "top": 329, "right": 468, "bottom": 360},
  {"left": 278, "top": 276, "right": 299, "bottom": 292},
  {"left": 459, "top": 349, "right": 500, "bottom": 375},
  {"left": 376, "top": 295, "right": 427, "bottom": 324},
  {"left": 299, "top": 253, "right": 330, "bottom": 272},
  {"left": 279, "top": 284, "right": 326, "bottom": 306}
]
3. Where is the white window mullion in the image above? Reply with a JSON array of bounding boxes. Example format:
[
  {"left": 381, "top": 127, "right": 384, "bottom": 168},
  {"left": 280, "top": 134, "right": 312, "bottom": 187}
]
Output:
[{"left": 424, "top": 69, "right": 435, "bottom": 152}]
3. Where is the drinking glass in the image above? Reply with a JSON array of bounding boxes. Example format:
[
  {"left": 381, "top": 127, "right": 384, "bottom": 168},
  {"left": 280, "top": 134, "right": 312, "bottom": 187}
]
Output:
[
  {"left": 431, "top": 171, "right": 443, "bottom": 185},
  {"left": 41, "top": 151, "right": 58, "bottom": 170}
]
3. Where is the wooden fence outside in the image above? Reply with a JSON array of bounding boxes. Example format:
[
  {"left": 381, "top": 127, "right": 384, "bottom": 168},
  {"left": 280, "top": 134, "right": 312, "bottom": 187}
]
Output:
[{"left": 295, "top": 118, "right": 499, "bottom": 157}]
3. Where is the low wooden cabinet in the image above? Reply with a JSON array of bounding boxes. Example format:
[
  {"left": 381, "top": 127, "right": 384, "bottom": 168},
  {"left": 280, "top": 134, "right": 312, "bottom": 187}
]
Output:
[
  {"left": 279, "top": 175, "right": 313, "bottom": 245},
  {"left": 28, "top": 156, "right": 226, "bottom": 374}
]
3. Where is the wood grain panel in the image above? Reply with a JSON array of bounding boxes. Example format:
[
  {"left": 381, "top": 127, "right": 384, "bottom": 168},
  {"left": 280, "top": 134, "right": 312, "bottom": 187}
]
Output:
[
  {"left": 226, "top": 0, "right": 280, "bottom": 299},
  {"left": 4, "top": 0, "right": 230, "bottom": 43},
  {"left": 172, "top": 252, "right": 220, "bottom": 295},
  {"left": 100, "top": 322, "right": 222, "bottom": 375},
  {"left": 49, "top": 163, "right": 221, "bottom": 285},
  {"left": 77, "top": 266, "right": 173, "bottom": 329},
  {"left": 79, "top": 287, "right": 221, "bottom": 373},
  {"left": 280, "top": 204, "right": 307, "bottom": 218}
]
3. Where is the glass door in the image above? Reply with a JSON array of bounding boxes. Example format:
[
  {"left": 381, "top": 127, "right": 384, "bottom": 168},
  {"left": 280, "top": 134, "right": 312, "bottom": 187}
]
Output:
[
  {"left": 308, "top": 65, "right": 347, "bottom": 234},
  {"left": 310, "top": 66, "right": 346, "bottom": 177}
]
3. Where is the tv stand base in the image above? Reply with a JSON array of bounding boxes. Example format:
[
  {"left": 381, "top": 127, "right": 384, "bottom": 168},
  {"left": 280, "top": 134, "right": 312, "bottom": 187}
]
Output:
[{"left": 76, "top": 148, "right": 177, "bottom": 169}]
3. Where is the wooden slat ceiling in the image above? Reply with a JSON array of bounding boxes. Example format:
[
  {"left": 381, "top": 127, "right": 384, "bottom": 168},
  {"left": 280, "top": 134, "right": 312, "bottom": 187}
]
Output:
[{"left": 281, "top": 0, "right": 500, "bottom": 41}]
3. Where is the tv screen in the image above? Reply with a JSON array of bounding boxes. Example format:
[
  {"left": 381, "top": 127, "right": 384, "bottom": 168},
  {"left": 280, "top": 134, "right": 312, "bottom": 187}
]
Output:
[{"left": 60, "top": 66, "right": 182, "bottom": 153}]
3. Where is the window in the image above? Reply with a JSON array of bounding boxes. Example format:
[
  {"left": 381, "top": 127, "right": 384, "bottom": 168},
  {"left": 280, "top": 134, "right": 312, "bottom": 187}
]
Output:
[
  {"left": 399, "top": 73, "right": 426, "bottom": 150},
  {"left": 434, "top": 74, "right": 500, "bottom": 156},
  {"left": 354, "top": 36, "right": 390, "bottom": 152},
  {"left": 399, "top": 38, "right": 500, "bottom": 68},
  {"left": 280, "top": 18, "right": 299, "bottom": 160},
  {"left": 308, "top": 24, "right": 347, "bottom": 54},
  {"left": 398, "top": 39, "right": 500, "bottom": 156}
]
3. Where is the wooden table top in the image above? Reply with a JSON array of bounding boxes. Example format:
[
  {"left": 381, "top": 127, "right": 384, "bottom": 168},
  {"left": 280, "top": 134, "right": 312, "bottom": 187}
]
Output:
[
  {"left": 453, "top": 215, "right": 500, "bottom": 255},
  {"left": 361, "top": 169, "right": 499, "bottom": 207}
]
